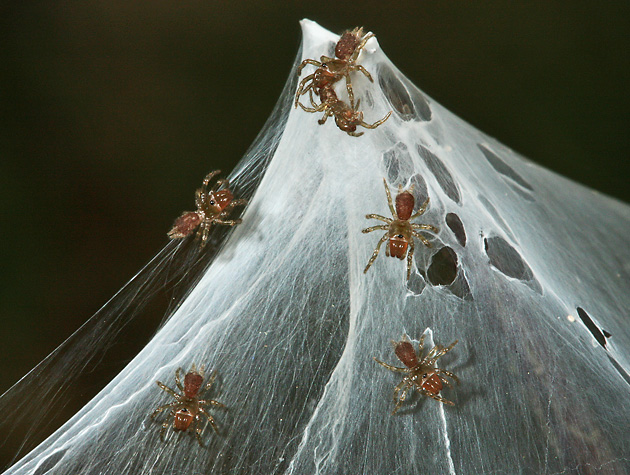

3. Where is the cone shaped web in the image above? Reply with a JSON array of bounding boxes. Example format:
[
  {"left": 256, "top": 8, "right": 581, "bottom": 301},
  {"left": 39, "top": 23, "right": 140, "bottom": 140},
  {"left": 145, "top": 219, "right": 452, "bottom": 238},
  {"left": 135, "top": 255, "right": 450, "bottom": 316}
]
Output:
[{"left": 2, "top": 19, "right": 630, "bottom": 475}]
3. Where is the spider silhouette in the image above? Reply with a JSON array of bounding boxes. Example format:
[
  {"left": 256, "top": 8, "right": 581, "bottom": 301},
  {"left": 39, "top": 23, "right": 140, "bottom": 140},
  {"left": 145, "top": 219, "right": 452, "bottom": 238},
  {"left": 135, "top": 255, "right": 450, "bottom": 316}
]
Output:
[
  {"left": 363, "top": 178, "right": 438, "bottom": 279},
  {"left": 151, "top": 365, "right": 225, "bottom": 445},
  {"left": 374, "top": 334, "right": 459, "bottom": 414},
  {"left": 298, "top": 86, "right": 390, "bottom": 137},
  {"left": 168, "top": 170, "right": 246, "bottom": 247}
]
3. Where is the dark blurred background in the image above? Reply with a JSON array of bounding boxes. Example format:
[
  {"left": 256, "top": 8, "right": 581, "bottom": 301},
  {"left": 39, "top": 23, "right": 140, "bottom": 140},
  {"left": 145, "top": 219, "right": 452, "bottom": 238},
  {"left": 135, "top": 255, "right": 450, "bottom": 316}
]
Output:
[{"left": 0, "top": 0, "right": 628, "bottom": 459}]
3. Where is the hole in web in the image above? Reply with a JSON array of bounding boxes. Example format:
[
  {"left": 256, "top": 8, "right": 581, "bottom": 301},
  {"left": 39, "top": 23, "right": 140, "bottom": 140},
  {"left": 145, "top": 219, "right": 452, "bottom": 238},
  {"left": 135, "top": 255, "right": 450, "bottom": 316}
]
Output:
[
  {"left": 484, "top": 237, "right": 534, "bottom": 282},
  {"left": 477, "top": 144, "right": 534, "bottom": 191},
  {"left": 416, "top": 144, "right": 461, "bottom": 204},
  {"left": 445, "top": 213, "right": 466, "bottom": 247},
  {"left": 378, "top": 65, "right": 416, "bottom": 121},
  {"left": 607, "top": 355, "right": 630, "bottom": 387},
  {"left": 427, "top": 247, "right": 458, "bottom": 286},
  {"left": 33, "top": 450, "right": 66, "bottom": 475},
  {"left": 406, "top": 271, "right": 426, "bottom": 295},
  {"left": 478, "top": 195, "right": 516, "bottom": 242},
  {"left": 409, "top": 173, "right": 429, "bottom": 207},
  {"left": 576, "top": 307, "right": 609, "bottom": 349},
  {"left": 409, "top": 87, "right": 431, "bottom": 122},
  {"left": 382, "top": 143, "right": 414, "bottom": 186}
]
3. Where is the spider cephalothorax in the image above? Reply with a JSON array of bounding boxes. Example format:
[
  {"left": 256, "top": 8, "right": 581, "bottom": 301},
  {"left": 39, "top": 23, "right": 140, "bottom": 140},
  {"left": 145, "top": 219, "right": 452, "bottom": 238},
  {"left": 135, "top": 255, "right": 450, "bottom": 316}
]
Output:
[
  {"left": 374, "top": 334, "right": 459, "bottom": 414},
  {"left": 151, "top": 365, "right": 225, "bottom": 445},
  {"left": 363, "top": 178, "right": 439, "bottom": 279},
  {"left": 168, "top": 170, "right": 247, "bottom": 247}
]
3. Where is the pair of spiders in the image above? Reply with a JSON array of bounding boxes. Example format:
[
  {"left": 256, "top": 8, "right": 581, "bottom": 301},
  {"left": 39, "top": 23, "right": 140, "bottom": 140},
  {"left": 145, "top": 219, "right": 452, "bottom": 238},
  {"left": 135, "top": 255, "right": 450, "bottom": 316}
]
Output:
[
  {"left": 152, "top": 334, "right": 458, "bottom": 446},
  {"left": 169, "top": 170, "right": 439, "bottom": 280},
  {"left": 295, "top": 27, "right": 391, "bottom": 137},
  {"left": 149, "top": 321, "right": 454, "bottom": 443}
]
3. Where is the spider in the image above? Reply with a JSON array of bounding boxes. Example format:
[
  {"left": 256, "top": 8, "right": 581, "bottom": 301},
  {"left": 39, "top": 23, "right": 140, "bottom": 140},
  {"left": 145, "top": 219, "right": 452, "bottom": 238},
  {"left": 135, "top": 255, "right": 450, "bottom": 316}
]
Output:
[
  {"left": 374, "top": 334, "right": 459, "bottom": 414},
  {"left": 295, "top": 27, "right": 375, "bottom": 109},
  {"left": 362, "top": 178, "right": 439, "bottom": 279},
  {"left": 298, "top": 86, "right": 391, "bottom": 137},
  {"left": 151, "top": 365, "right": 225, "bottom": 446},
  {"left": 168, "top": 170, "right": 247, "bottom": 247}
]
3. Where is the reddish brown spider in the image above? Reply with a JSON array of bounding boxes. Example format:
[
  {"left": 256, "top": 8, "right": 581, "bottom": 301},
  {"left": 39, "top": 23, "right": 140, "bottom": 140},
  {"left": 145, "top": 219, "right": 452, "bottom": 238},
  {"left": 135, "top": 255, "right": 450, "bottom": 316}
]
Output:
[
  {"left": 298, "top": 86, "right": 391, "bottom": 137},
  {"left": 168, "top": 170, "right": 247, "bottom": 247},
  {"left": 363, "top": 178, "right": 439, "bottom": 279},
  {"left": 151, "top": 365, "right": 225, "bottom": 446},
  {"left": 374, "top": 334, "right": 459, "bottom": 414},
  {"left": 295, "top": 27, "right": 375, "bottom": 109}
]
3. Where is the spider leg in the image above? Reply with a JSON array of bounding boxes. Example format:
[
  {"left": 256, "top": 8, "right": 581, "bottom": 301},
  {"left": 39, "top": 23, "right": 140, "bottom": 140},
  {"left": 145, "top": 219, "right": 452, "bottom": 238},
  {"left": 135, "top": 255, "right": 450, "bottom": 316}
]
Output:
[
  {"left": 297, "top": 99, "right": 322, "bottom": 113},
  {"left": 200, "top": 399, "right": 226, "bottom": 409},
  {"left": 308, "top": 89, "right": 322, "bottom": 109},
  {"left": 219, "top": 199, "right": 247, "bottom": 218},
  {"left": 406, "top": 236, "right": 415, "bottom": 280},
  {"left": 362, "top": 224, "right": 389, "bottom": 233},
  {"left": 410, "top": 197, "right": 430, "bottom": 218},
  {"left": 424, "top": 344, "right": 443, "bottom": 362},
  {"left": 392, "top": 380, "right": 411, "bottom": 414},
  {"left": 297, "top": 58, "right": 323, "bottom": 75},
  {"left": 195, "top": 190, "right": 205, "bottom": 210},
  {"left": 192, "top": 417, "right": 205, "bottom": 447},
  {"left": 159, "top": 412, "right": 174, "bottom": 441},
  {"left": 204, "top": 370, "right": 217, "bottom": 390},
  {"left": 344, "top": 73, "right": 356, "bottom": 109},
  {"left": 431, "top": 340, "right": 458, "bottom": 361},
  {"left": 411, "top": 231, "right": 433, "bottom": 248},
  {"left": 353, "top": 64, "right": 374, "bottom": 82},
  {"left": 411, "top": 223, "right": 439, "bottom": 233},
  {"left": 346, "top": 130, "right": 364, "bottom": 138},
  {"left": 214, "top": 218, "right": 242, "bottom": 226},
  {"left": 365, "top": 214, "right": 392, "bottom": 224},
  {"left": 175, "top": 368, "right": 184, "bottom": 392},
  {"left": 295, "top": 74, "right": 315, "bottom": 106},
  {"left": 373, "top": 357, "right": 408, "bottom": 373},
  {"left": 363, "top": 233, "right": 389, "bottom": 274},
  {"left": 210, "top": 178, "right": 228, "bottom": 193},
  {"left": 417, "top": 334, "right": 426, "bottom": 359},
  {"left": 435, "top": 373, "right": 455, "bottom": 388},
  {"left": 199, "top": 407, "right": 220, "bottom": 434},
  {"left": 199, "top": 222, "right": 212, "bottom": 247},
  {"left": 359, "top": 111, "right": 392, "bottom": 129},
  {"left": 352, "top": 33, "right": 375, "bottom": 62},
  {"left": 435, "top": 369, "right": 460, "bottom": 384},
  {"left": 156, "top": 382, "right": 180, "bottom": 399},
  {"left": 382, "top": 178, "right": 397, "bottom": 218},
  {"left": 151, "top": 401, "right": 179, "bottom": 419},
  {"left": 318, "top": 108, "right": 333, "bottom": 125},
  {"left": 422, "top": 389, "right": 455, "bottom": 406},
  {"left": 202, "top": 170, "right": 221, "bottom": 191}
]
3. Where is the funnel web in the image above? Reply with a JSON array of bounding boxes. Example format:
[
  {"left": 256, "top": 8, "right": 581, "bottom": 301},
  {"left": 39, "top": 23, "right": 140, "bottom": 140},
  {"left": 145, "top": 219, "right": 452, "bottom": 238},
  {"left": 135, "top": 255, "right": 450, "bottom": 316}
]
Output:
[{"left": 1, "top": 19, "right": 630, "bottom": 475}]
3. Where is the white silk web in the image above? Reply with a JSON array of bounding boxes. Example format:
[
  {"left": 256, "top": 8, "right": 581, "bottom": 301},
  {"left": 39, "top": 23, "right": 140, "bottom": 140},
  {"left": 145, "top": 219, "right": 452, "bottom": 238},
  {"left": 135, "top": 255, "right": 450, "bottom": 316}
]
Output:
[{"left": 1, "top": 19, "right": 630, "bottom": 475}]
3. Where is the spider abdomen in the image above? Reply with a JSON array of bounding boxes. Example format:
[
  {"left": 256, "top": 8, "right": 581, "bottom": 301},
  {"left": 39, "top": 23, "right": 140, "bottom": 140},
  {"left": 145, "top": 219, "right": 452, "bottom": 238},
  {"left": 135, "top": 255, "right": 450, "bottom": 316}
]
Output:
[
  {"left": 394, "top": 340, "right": 419, "bottom": 368},
  {"left": 168, "top": 212, "right": 203, "bottom": 239},
  {"left": 395, "top": 191, "right": 415, "bottom": 221},
  {"left": 184, "top": 372, "right": 204, "bottom": 398},
  {"left": 335, "top": 31, "right": 359, "bottom": 59}
]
